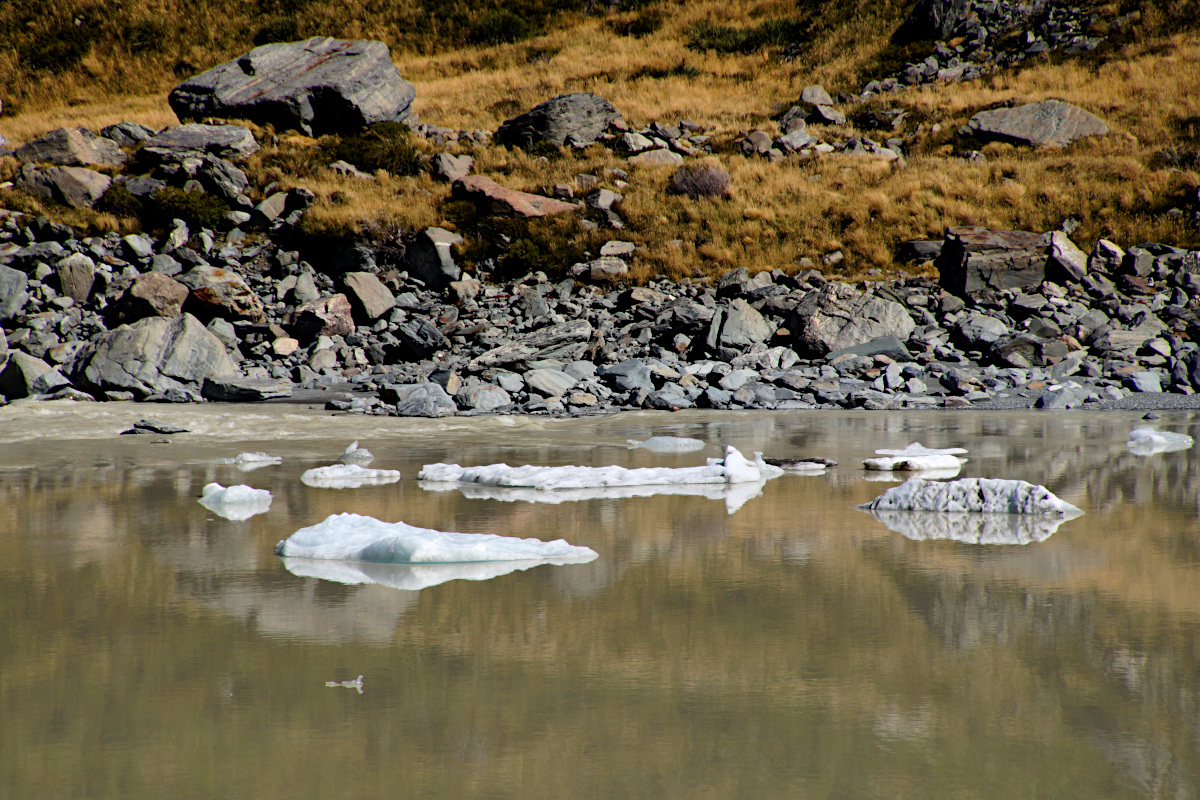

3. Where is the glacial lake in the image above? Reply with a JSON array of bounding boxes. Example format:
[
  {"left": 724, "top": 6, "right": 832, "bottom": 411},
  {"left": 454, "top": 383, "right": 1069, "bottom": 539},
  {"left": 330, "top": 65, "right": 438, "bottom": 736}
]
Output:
[{"left": 3, "top": 401, "right": 1200, "bottom": 800}]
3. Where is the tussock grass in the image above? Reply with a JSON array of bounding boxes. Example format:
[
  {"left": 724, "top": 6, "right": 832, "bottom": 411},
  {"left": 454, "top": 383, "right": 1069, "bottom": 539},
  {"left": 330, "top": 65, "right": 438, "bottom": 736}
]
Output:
[{"left": 2, "top": 0, "right": 1199, "bottom": 282}]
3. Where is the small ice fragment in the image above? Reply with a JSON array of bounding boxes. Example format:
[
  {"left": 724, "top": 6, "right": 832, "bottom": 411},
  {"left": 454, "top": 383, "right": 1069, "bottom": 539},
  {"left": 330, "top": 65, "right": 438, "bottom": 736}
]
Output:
[
  {"left": 218, "top": 452, "right": 282, "bottom": 471},
  {"left": 1127, "top": 427, "right": 1194, "bottom": 456},
  {"left": 874, "top": 442, "right": 968, "bottom": 456},
  {"left": 276, "top": 513, "right": 598, "bottom": 564},
  {"left": 858, "top": 478, "right": 1082, "bottom": 517},
  {"left": 627, "top": 436, "right": 707, "bottom": 452},
  {"left": 325, "top": 675, "right": 363, "bottom": 693},
  {"left": 301, "top": 464, "right": 400, "bottom": 489},
  {"left": 198, "top": 483, "right": 272, "bottom": 521},
  {"left": 865, "top": 442, "right": 967, "bottom": 472},
  {"left": 340, "top": 441, "right": 375, "bottom": 464},
  {"left": 417, "top": 445, "right": 781, "bottom": 490}
]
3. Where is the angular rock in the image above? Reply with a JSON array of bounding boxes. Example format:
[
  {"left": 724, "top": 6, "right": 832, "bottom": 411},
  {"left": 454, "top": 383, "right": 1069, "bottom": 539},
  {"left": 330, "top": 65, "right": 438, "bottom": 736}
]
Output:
[
  {"left": 385, "top": 382, "right": 457, "bottom": 417},
  {"left": 14, "top": 127, "right": 126, "bottom": 167},
  {"left": 470, "top": 319, "right": 594, "bottom": 368},
  {"left": 0, "top": 351, "right": 55, "bottom": 399},
  {"left": 524, "top": 368, "right": 577, "bottom": 397},
  {"left": 343, "top": 272, "right": 396, "bottom": 320},
  {"left": 599, "top": 359, "right": 655, "bottom": 393},
  {"left": 937, "top": 226, "right": 1049, "bottom": 297},
  {"left": 707, "top": 299, "right": 773, "bottom": 349},
  {"left": 407, "top": 227, "right": 463, "bottom": 289},
  {"left": 964, "top": 100, "right": 1108, "bottom": 148},
  {"left": 495, "top": 93, "right": 620, "bottom": 150},
  {"left": 119, "top": 272, "right": 190, "bottom": 320},
  {"left": 956, "top": 312, "right": 1010, "bottom": 348},
  {"left": 430, "top": 152, "right": 473, "bottom": 183},
  {"left": 292, "top": 294, "right": 355, "bottom": 339},
  {"left": 452, "top": 176, "right": 578, "bottom": 219},
  {"left": 628, "top": 148, "right": 684, "bottom": 167},
  {"left": 586, "top": 256, "right": 628, "bottom": 281},
  {"left": 140, "top": 124, "right": 259, "bottom": 163},
  {"left": 198, "top": 155, "right": 249, "bottom": 201},
  {"left": 17, "top": 165, "right": 111, "bottom": 209},
  {"left": 790, "top": 283, "right": 915, "bottom": 356},
  {"left": 76, "top": 313, "right": 237, "bottom": 398},
  {"left": 0, "top": 264, "right": 30, "bottom": 322},
  {"left": 825, "top": 335, "right": 911, "bottom": 362},
  {"left": 800, "top": 85, "right": 833, "bottom": 107},
  {"left": 394, "top": 318, "right": 449, "bottom": 361},
  {"left": 101, "top": 122, "right": 156, "bottom": 147},
  {"left": 201, "top": 375, "right": 293, "bottom": 401},
  {"left": 458, "top": 383, "right": 512, "bottom": 412},
  {"left": 1047, "top": 231, "right": 1088, "bottom": 283},
  {"left": 178, "top": 265, "right": 265, "bottom": 321},
  {"left": 169, "top": 37, "right": 415, "bottom": 136}
]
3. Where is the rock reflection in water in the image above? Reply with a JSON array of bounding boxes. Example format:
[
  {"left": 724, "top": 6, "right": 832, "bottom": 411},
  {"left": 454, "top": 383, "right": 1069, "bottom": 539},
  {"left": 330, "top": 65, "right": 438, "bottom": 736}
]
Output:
[
  {"left": 867, "top": 508, "right": 1075, "bottom": 545},
  {"left": 282, "top": 555, "right": 596, "bottom": 592}
]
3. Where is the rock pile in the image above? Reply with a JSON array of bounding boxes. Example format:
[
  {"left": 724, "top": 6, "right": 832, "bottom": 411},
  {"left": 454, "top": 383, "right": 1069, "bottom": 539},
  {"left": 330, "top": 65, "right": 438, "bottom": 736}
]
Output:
[{"left": 3, "top": 199, "right": 1199, "bottom": 414}]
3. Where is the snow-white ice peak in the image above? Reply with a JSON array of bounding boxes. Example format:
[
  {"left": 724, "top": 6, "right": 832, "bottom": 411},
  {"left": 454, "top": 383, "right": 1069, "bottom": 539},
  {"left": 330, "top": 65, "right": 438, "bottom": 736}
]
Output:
[{"left": 276, "top": 513, "right": 598, "bottom": 565}]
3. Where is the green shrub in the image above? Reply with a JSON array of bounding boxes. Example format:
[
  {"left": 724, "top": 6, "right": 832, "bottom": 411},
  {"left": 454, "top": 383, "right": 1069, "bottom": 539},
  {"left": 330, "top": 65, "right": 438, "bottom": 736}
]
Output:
[
  {"left": 325, "top": 122, "right": 422, "bottom": 176},
  {"left": 685, "top": 18, "right": 804, "bottom": 54},
  {"left": 667, "top": 165, "right": 731, "bottom": 199},
  {"left": 144, "top": 188, "right": 229, "bottom": 232},
  {"left": 96, "top": 183, "right": 143, "bottom": 219},
  {"left": 20, "top": 24, "right": 97, "bottom": 72},
  {"left": 468, "top": 10, "right": 531, "bottom": 44}
]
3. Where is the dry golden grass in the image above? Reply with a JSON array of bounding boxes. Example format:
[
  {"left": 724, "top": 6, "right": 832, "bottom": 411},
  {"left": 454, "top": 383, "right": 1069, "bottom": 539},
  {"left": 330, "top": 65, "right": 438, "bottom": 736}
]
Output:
[{"left": 3, "top": 0, "right": 1200, "bottom": 282}]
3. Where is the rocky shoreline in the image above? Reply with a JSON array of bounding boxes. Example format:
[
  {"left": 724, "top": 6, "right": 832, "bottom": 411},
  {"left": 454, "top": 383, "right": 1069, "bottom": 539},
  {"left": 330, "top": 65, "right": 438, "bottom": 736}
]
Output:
[{"left": 3, "top": 195, "right": 1200, "bottom": 416}]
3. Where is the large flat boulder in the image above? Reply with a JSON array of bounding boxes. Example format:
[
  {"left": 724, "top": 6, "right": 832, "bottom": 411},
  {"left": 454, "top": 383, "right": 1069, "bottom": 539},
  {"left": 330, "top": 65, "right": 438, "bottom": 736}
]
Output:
[
  {"left": 116, "top": 272, "right": 190, "bottom": 320},
  {"left": 16, "top": 165, "right": 111, "bottom": 209},
  {"left": 937, "top": 226, "right": 1049, "bottom": 297},
  {"left": 495, "top": 93, "right": 620, "bottom": 150},
  {"left": 963, "top": 100, "right": 1108, "bottom": 147},
  {"left": 75, "top": 313, "right": 237, "bottom": 398},
  {"left": 292, "top": 294, "right": 355, "bottom": 339},
  {"left": 14, "top": 127, "right": 127, "bottom": 167},
  {"left": 140, "top": 124, "right": 259, "bottom": 163},
  {"left": 343, "top": 272, "right": 396, "bottom": 320},
  {"left": 178, "top": 265, "right": 265, "bottom": 321},
  {"left": 169, "top": 37, "right": 415, "bottom": 137},
  {"left": 790, "top": 283, "right": 915, "bottom": 356},
  {"left": 452, "top": 176, "right": 578, "bottom": 219}
]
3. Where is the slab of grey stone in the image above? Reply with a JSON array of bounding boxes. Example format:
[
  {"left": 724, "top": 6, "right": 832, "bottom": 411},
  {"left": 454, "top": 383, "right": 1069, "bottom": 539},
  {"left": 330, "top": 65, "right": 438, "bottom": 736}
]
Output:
[
  {"left": 16, "top": 165, "right": 111, "bottom": 209},
  {"left": 430, "top": 152, "right": 473, "bottom": 183},
  {"left": 936, "top": 226, "right": 1049, "bottom": 297},
  {"left": 458, "top": 383, "right": 511, "bottom": 412},
  {"left": 0, "top": 264, "right": 30, "bottom": 322},
  {"left": 964, "top": 100, "right": 1108, "bottom": 147},
  {"left": 524, "top": 368, "right": 577, "bottom": 397},
  {"left": 169, "top": 37, "right": 415, "bottom": 136},
  {"left": 343, "top": 272, "right": 396, "bottom": 320},
  {"left": 140, "top": 124, "right": 259, "bottom": 163},
  {"left": 387, "top": 382, "right": 457, "bottom": 417},
  {"left": 791, "top": 283, "right": 915, "bottom": 356},
  {"left": 201, "top": 376, "right": 293, "bottom": 401},
  {"left": 55, "top": 253, "right": 96, "bottom": 303},
  {"left": 14, "top": 127, "right": 127, "bottom": 167},
  {"left": 0, "top": 351, "right": 55, "bottom": 399},
  {"left": 825, "top": 335, "right": 912, "bottom": 362},
  {"left": 707, "top": 299, "right": 773, "bottom": 349},
  {"left": 394, "top": 318, "right": 449, "bottom": 361},
  {"left": 495, "top": 92, "right": 620, "bottom": 150}
]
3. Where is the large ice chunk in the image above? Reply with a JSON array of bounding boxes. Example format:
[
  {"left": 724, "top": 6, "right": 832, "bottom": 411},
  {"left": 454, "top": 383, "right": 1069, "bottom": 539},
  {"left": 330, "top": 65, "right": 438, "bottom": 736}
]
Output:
[
  {"left": 864, "top": 442, "right": 967, "bottom": 472},
  {"left": 628, "top": 436, "right": 707, "bottom": 452},
  {"left": 282, "top": 553, "right": 596, "bottom": 591},
  {"left": 275, "top": 512, "right": 598, "bottom": 565},
  {"left": 866, "top": 509, "right": 1069, "bottom": 545},
  {"left": 417, "top": 445, "right": 782, "bottom": 490},
  {"left": 301, "top": 464, "right": 400, "bottom": 488},
  {"left": 859, "top": 478, "right": 1082, "bottom": 517},
  {"left": 1127, "top": 427, "right": 1194, "bottom": 456},
  {"left": 199, "top": 482, "right": 272, "bottom": 520}
]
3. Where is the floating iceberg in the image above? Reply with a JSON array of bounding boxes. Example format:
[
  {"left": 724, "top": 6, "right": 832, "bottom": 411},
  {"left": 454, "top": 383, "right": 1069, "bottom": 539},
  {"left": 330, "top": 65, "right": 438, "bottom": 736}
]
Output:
[
  {"left": 627, "top": 436, "right": 707, "bottom": 452},
  {"left": 218, "top": 451, "right": 282, "bottom": 472},
  {"left": 284, "top": 553, "right": 596, "bottom": 592},
  {"left": 418, "top": 445, "right": 782, "bottom": 490},
  {"left": 325, "top": 675, "right": 363, "bottom": 693},
  {"left": 300, "top": 464, "right": 401, "bottom": 489},
  {"left": 867, "top": 509, "right": 1068, "bottom": 545},
  {"left": 864, "top": 442, "right": 967, "bottom": 472},
  {"left": 1127, "top": 427, "right": 1194, "bottom": 456},
  {"left": 420, "top": 476, "right": 770, "bottom": 515},
  {"left": 340, "top": 441, "right": 375, "bottom": 465},
  {"left": 198, "top": 482, "right": 272, "bottom": 521},
  {"left": 763, "top": 456, "right": 836, "bottom": 472},
  {"left": 859, "top": 478, "right": 1082, "bottom": 517},
  {"left": 276, "top": 513, "right": 598, "bottom": 565}
]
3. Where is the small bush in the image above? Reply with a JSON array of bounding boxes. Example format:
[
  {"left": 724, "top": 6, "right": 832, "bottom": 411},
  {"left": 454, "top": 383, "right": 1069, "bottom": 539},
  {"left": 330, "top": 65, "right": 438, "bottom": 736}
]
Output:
[
  {"left": 124, "top": 20, "right": 168, "bottom": 53},
  {"left": 468, "top": 10, "right": 531, "bottom": 45},
  {"left": 667, "top": 165, "right": 731, "bottom": 199},
  {"left": 20, "top": 25, "right": 97, "bottom": 72},
  {"left": 144, "top": 188, "right": 229, "bottom": 232},
  {"left": 96, "top": 183, "right": 143, "bottom": 219},
  {"left": 325, "top": 122, "right": 422, "bottom": 176},
  {"left": 685, "top": 18, "right": 803, "bottom": 54},
  {"left": 611, "top": 9, "right": 664, "bottom": 37}
]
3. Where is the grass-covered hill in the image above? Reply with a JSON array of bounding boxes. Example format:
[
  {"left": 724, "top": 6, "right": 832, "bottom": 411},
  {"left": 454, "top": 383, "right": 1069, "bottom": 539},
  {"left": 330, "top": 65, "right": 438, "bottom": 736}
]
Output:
[{"left": 2, "top": 0, "right": 1200, "bottom": 282}]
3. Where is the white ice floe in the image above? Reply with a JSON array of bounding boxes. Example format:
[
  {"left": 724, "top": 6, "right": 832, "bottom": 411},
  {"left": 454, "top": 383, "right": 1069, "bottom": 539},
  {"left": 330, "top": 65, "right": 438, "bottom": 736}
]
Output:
[
  {"left": 420, "top": 477, "right": 770, "bottom": 515},
  {"left": 218, "top": 451, "right": 282, "bottom": 472},
  {"left": 198, "top": 482, "right": 273, "bottom": 521},
  {"left": 340, "top": 441, "right": 375, "bottom": 464},
  {"left": 627, "top": 436, "right": 707, "bottom": 452},
  {"left": 418, "top": 445, "right": 782, "bottom": 490},
  {"left": 325, "top": 675, "right": 363, "bottom": 693},
  {"left": 859, "top": 478, "right": 1082, "bottom": 517},
  {"left": 867, "top": 509, "right": 1068, "bottom": 545},
  {"left": 864, "top": 467, "right": 963, "bottom": 483},
  {"left": 864, "top": 442, "right": 968, "bottom": 473},
  {"left": 275, "top": 513, "right": 598, "bottom": 566},
  {"left": 284, "top": 554, "right": 595, "bottom": 591},
  {"left": 300, "top": 463, "right": 401, "bottom": 489},
  {"left": 1127, "top": 427, "right": 1194, "bottom": 456}
]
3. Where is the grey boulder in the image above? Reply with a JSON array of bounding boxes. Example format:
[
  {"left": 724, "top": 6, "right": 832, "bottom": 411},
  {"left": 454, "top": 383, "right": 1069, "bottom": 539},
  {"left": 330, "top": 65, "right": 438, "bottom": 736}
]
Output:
[
  {"left": 963, "top": 100, "right": 1108, "bottom": 148},
  {"left": 16, "top": 165, "right": 111, "bottom": 209},
  {"left": 15, "top": 127, "right": 127, "bottom": 167},
  {"left": 937, "top": 226, "right": 1049, "bottom": 298},
  {"left": 342, "top": 272, "right": 396, "bottom": 320},
  {"left": 707, "top": 299, "right": 773, "bottom": 349},
  {"left": 0, "top": 351, "right": 61, "bottom": 399},
  {"left": 790, "top": 283, "right": 915, "bottom": 356},
  {"left": 496, "top": 93, "right": 621, "bottom": 150},
  {"left": 169, "top": 37, "right": 415, "bottom": 136},
  {"left": 140, "top": 124, "right": 259, "bottom": 163},
  {"left": 0, "top": 264, "right": 30, "bottom": 322},
  {"left": 407, "top": 227, "right": 463, "bottom": 289},
  {"left": 201, "top": 376, "right": 293, "bottom": 401},
  {"left": 385, "top": 382, "right": 457, "bottom": 417},
  {"left": 75, "top": 313, "right": 237, "bottom": 398},
  {"left": 457, "top": 384, "right": 512, "bottom": 412}
]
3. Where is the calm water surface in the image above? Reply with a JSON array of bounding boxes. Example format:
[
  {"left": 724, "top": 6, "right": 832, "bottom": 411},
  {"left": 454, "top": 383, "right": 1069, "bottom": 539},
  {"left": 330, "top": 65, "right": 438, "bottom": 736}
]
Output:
[{"left": 3, "top": 402, "right": 1200, "bottom": 799}]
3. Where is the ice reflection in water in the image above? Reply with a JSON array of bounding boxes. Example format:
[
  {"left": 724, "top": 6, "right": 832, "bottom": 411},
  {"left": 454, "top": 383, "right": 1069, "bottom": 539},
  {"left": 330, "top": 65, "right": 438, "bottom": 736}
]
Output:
[
  {"left": 282, "top": 555, "right": 597, "bottom": 591},
  {"left": 866, "top": 509, "right": 1076, "bottom": 545}
]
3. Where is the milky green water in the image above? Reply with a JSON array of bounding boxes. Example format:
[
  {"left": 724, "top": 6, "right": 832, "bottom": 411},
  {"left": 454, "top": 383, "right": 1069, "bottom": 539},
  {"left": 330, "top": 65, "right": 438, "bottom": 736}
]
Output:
[{"left": 2, "top": 402, "right": 1200, "bottom": 799}]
